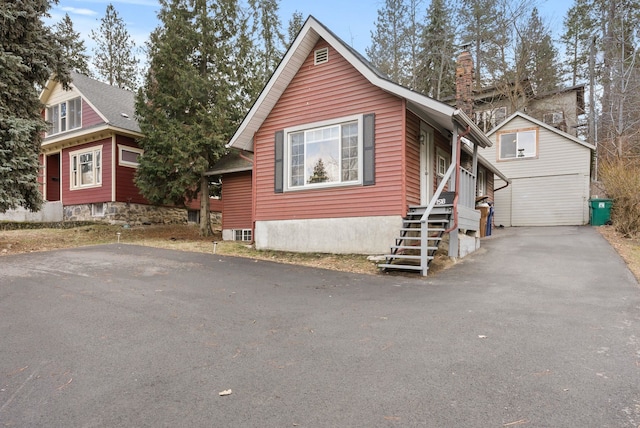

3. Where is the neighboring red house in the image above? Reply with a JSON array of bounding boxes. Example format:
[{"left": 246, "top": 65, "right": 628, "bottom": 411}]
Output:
[
  {"left": 39, "top": 72, "right": 221, "bottom": 224},
  {"left": 211, "top": 17, "right": 507, "bottom": 275}
]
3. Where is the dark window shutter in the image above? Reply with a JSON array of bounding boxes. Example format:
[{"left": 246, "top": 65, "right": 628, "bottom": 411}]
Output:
[
  {"left": 363, "top": 113, "right": 375, "bottom": 186},
  {"left": 274, "top": 130, "right": 284, "bottom": 193}
]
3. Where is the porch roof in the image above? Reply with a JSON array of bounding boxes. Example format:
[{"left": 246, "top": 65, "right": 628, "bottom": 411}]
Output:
[{"left": 227, "top": 16, "right": 493, "bottom": 153}]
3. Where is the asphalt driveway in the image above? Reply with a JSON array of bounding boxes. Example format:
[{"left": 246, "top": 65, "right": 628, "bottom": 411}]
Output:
[{"left": 0, "top": 226, "right": 638, "bottom": 427}]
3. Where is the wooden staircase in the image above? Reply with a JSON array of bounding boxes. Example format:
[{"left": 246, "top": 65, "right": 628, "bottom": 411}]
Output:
[{"left": 378, "top": 202, "right": 453, "bottom": 275}]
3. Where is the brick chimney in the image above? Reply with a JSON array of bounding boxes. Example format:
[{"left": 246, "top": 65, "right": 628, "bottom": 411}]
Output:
[{"left": 455, "top": 50, "right": 474, "bottom": 118}]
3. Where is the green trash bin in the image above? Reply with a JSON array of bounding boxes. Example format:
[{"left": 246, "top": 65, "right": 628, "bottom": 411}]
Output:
[{"left": 589, "top": 198, "right": 613, "bottom": 226}]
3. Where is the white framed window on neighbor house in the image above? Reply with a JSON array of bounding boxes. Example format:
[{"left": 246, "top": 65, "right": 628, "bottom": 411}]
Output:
[
  {"left": 47, "top": 97, "right": 82, "bottom": 135},
  {"left": 70, "top": 145, "right": 102, "bottom": 189},
  {"left": 498, "top": 128, "right": 538, "bottom": 160},
  {"left": 118, "top": 145, "right": 143, "bottom": 168},
  {"left": 543, "top": 111, "right": 564, "bottom": 125},
  {"left": 285, "top": 115, "right": 362, "bottom": 190}
]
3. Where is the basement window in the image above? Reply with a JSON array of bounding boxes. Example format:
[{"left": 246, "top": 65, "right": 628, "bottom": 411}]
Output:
[
  {"left": 234, "top": 229, "right": 252, "bottom": 242},
  {"left": 92, "top": 203, "right": 105, "bottom": 217},
  {"left": 187, "top": 210, "right": 199, "bottom": 223},
  {"left": 314, "top": 47, "right": 329, "bottom": 65}
]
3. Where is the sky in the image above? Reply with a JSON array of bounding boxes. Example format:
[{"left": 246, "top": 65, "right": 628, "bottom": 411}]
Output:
[{"left": 44, "top": 0, "right": 574, "bottom": 68}]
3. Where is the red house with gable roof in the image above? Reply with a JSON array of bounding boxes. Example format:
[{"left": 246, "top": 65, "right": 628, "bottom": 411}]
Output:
[
  {"left": 37, "top": 72, "right": 221, "bottom": 224},
  {"left": 208, "top": 16, "right": 508, "bottom": 275}
]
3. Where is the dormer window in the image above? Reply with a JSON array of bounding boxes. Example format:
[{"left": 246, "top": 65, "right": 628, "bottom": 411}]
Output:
[
  {"left": 47, "top": 97, "right": 82, "bottom": 135},
  {"left": 314, "top": 47, "right": 329, "bottom": 65}
]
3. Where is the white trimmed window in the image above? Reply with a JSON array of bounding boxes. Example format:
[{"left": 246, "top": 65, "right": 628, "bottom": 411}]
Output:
[
  {"left": 47, "top": 97, "right": 82, "bottom": 135},
  {"left": 477, "top": 169, "right": 486, "bottom": 197},
  {"left": 70, "top": 146, "right": 102, "bottom": 189},
  {"left": 544, "top": 111, "right": 564, "bottom": 125},
  {"left": 436, "top": 148, "right": 451, "bottom": 178},
  {"left": 498, "top": 129, "right": 538, "bottom": 160},
  {"left": 118, "top": 145, "right": 143, "bottom": 168},
  {"left": 285, "top": 115, "right": 362, "bottom": 190},
  {"left": 234, "top": 229, "right": 252, "bottom": 242}
]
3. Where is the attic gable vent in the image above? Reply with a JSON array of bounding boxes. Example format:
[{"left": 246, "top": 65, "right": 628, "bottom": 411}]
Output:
[{"left": 314, "top": 47, "right": 329, "bottom": 65}]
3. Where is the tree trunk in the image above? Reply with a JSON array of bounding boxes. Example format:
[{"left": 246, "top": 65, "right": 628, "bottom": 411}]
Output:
[{"left": 199, "top": 175, "right": 210, "bottom": 237}]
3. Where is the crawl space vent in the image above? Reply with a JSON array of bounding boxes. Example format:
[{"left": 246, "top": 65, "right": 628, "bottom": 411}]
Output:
[{"left": 314, "top": 47, "right": 329, "bottom": 65}]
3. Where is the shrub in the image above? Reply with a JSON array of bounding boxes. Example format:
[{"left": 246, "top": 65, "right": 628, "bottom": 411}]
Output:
[{"left": 599, "top": 158, "right": 640, "bottom": 237}]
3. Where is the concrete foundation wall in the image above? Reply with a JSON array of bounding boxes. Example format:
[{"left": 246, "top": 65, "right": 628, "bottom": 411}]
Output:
[
  {"left": 458, "top": 232, "right": 480, "bottom": 258},
  {"left": 254, "top": 216, "right": 403, "bottom": 254},
  {"left": 0, "top": 201, "right": 63, "bottom": 222}
]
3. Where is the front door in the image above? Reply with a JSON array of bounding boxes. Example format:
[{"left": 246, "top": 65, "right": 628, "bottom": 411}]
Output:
[
  {"left": 46, "top": 153, "right": 61, "bottom": 201},
  {"left": 419, "top": 125, "right": 434, "bottom": 205}
]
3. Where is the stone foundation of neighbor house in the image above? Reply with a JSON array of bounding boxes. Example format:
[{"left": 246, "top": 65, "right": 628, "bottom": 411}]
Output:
[{"left": 63, "top": 202, "right": 221, "bottom": 226}]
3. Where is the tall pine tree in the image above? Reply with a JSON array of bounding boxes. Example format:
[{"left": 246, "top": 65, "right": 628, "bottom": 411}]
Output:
[
  {"left": 418, "top": 0, "right": 456, "bottom": 99},
  {"left": 54, "top": 14, "right": 91, "bottom": 76},
  {"left": 561, "top": 0, "right": 595, "bottom": 86},
  {"left": 0, "top": 0, "right": 71, "bottom": 212},
  {"left": 516, "top": 7, "right": 560, "bottom": 95},
  {"left": 248, "top": 0, "right": 285, "bottom": 85},
  {"left": 90, "top": 3, "right": 139, "bottom": 90},
  {"left": 366, "top": 0, "right": 410, "bottom": 86},
  {"left": 135, "top": 0, "right": 239, "bottom": 236},
  {"left": 458, "top": 0, "right": 500, "bottom": 88}
]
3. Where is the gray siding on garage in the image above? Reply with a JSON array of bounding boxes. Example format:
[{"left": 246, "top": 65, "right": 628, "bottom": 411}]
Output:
[{"left": 481, "top": 113, "right": 594, "bottom": 227}]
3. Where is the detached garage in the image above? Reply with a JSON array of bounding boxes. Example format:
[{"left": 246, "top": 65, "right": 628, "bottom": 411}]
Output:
[{"left": 481, "top": 112, "right": 595, "bottom": 227}]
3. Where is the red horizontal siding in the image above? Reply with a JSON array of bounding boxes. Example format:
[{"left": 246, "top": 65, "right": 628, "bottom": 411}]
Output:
[
  {"left": 82, "top": 99, "right": 103, "bottom": 128},
  {"left": 186, "top": 197, "right": 223, "bottom": 212},
  {"left": 254, "top": 39, "right": 406, "bottom": 222},
  {"left": 405, "top": 112, "right": 420, "bottom": 208},
  {"left": 115, "top": 136, "right": 147, "bottom": 204},
  {"left": 222, "top": 171, "right": 252, "bottom": 229},
  {"left": 61, "top": 137, "right": 112, "bottom": 205}
]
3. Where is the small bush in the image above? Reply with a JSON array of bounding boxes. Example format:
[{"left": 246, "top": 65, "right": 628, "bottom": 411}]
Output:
[{"left": 599, "top": 158, "right": 640, "bottom": 237}]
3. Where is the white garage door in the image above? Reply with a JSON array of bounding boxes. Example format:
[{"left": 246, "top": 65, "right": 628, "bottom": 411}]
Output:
[{"left": 510, "top": 174, "right": 588, "bottom": 226}]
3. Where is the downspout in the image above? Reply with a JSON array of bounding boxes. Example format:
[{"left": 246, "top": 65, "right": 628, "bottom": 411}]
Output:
[
  {"left": 494, "top": 181, "right": 510, "bottom": 192},
  {"left": 445, "top": 125, "right": 471, "bottom": 234}
]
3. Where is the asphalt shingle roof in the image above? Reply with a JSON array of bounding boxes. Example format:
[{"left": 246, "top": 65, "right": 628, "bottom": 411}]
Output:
[{"left": 70, "top": 71, "right": 140, "bottom": 133}]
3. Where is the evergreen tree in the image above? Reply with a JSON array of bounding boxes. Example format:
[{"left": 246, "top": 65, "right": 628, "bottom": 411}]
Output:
[
  {"left": 517, "top": 7, "right": 560, "bottom": 95},
  {"left": 308, "top": 159, "right": 329, "bottom": 183},
  {"left": 286, "top": 11, "right": 304, "bottom": 47},
  {"left": 418, "top": 0, "right": 456, "bottom": 99},
  {"left": 458, "top": 0, "right": 500, "bottom": 88},
  {"left": 561, "top": 0, "right": 595, "bottom": 86},
  {"left": 248, "top": 0, "right": 285, "bottom": 85},
  {"left": 366, "top": 0, "right": 409, "bottom": 86},
  {"left": 90, "top": 3, "right": 139, "bottom": 90},
  {"left": 233, "top": 8, "right": 263, "bottom": 113},
  {"left": 0, "top": 0, "right": 71, "bottom": 213},
  {"left": 135, "top": 0, "right": 238, "bottom": 236},
  {"left": 54, "top": 14, "right": 91, "bottom": 76}
]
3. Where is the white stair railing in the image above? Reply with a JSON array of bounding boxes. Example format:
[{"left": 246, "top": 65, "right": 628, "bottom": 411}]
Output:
[{"left": 419, "top": 163, "right": 456, "bottom": 275}]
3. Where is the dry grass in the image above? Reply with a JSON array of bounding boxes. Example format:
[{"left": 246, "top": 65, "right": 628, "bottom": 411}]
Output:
[
  {"left": 5, "top": 224, "right": 634, "bottom": 281},
  {"left": 597, "top": 225, "right": 640, "bottom": 283},
  {"left": 0, "top": 224, "right": 383, "bottom": 275}
]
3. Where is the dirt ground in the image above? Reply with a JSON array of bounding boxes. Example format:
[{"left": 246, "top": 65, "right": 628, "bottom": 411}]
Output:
[{"left": 0, "top": 223, "right": 637, "bottom": 281}]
